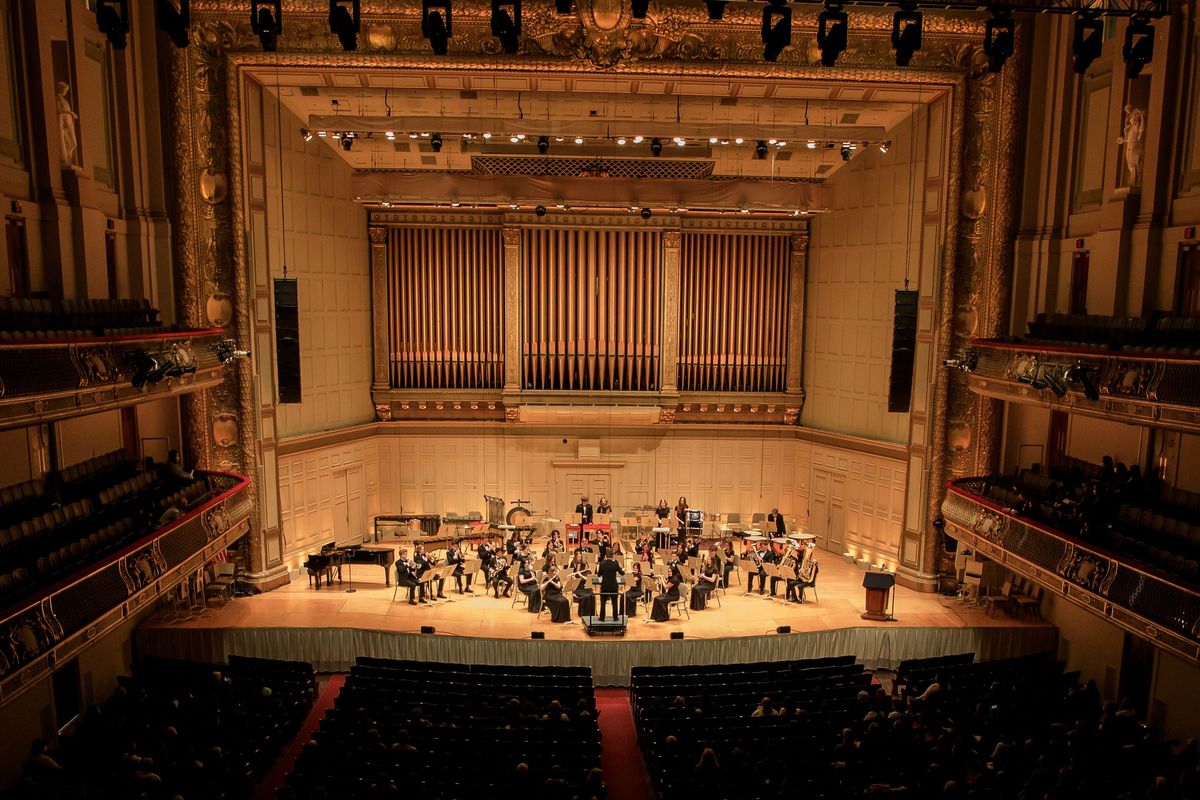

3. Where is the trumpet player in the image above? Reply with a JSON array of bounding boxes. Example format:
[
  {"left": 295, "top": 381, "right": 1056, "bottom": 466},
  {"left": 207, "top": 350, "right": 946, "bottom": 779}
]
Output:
[{"left": 414, "top": 543, "right": 445, "bottom": 600}]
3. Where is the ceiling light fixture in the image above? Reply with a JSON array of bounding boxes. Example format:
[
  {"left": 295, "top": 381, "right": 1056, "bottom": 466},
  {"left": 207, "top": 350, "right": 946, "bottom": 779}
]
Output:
[
  {"left": 633, "top": 135, "right": 644, "bottom": 144},
  {"left": 250, "top": 0, "right": 282, "bottom": 52},
  {"left": 761, "top": 0, "right": 792, "bottom": 62},
  {"left": 95, "top": 0, "right": 130, "bottom": 49},
  {"left": 840, "top": 145, "right": 851, "bottom": 161},
  {"left": 891, "top": 5, "right": 922, "bottom": 67},
  {"left": 300, "top": 128, "right": 313, "bottom": 141},
  {"left": 616, "top": 137, "right": 626, "bottom": 145},
  {"left": 430, "top": 133, "right": 443, "bottom": 152},
  {"left": 482, "top": 132, "right": 492, "bottom": 139},
  {"left": 734, "top": 137, "right": 744, "bottom": 144},
  {"left": 1072, "top": 13, "right": 1103, "bottom": 75},
  {"left": 329, "top": 0, "right": 360, "bottom": 51},
  {"left": 1123, "top": 15, "right": 1154, "bottom": 79},
  {"left": 817, "top": 2, "right": 848, "bottom": 67},
  {"left": 490, "top": 0, "right": 521, "bottom": 54},
  {"left": 650, "top": 137, "right": 663, "bottom": 156},
  {"left": 984, "top": 11, "right": 1015, "bottom": 73},
  {"left": 575, "top": 136, "right": 584, "bottom": 144},
  {"left": 807, "top": 140, "right": 817, "bottom": 149},
  {"left": 157, "top": 0, "right": 190, "bottom": 48},
  {"left": 537, "top": 135, "right": 549, "bottom": 154},
  {"left": 510, "top": 135, "right": 520, "bottom": 143},
  {"left": 421, "top": 0, "right": 452, "bottom": 56},
  {"left": 879, "top": 141, "right": 890, "bottom": 154}
]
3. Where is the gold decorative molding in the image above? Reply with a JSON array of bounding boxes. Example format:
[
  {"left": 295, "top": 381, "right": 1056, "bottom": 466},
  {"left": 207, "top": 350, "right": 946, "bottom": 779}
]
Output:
[{"left": 368, "top": 226, "right": 388, "bottom": 244}]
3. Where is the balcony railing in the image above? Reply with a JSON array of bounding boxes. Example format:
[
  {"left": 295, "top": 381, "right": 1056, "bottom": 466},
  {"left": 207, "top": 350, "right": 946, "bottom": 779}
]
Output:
[
  {"left": 942, "top": 479, "right": 1200, "bottom": 663},
  {"left": 0, "top": 329, "right": 231, "bottom": 431},
  {"left": 962, "top": 339, "right": 1200, "bottom": 433},
  {"left": 0, "top": 472, "right": 252, "bottom": 704}
]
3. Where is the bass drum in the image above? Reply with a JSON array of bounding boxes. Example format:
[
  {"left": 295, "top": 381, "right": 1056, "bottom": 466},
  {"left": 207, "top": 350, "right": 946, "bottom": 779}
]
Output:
[{"left": 505, "top": 504, "right": 532, "bottom": 526}]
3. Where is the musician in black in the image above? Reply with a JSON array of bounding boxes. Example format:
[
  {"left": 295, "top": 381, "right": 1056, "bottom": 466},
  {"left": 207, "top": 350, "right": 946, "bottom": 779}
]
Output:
[
  {"left": 690, "top": 556, "right": 719, "bottom": 611},
  {"left": 787, "top": 558, "right": 819, "bottom": 604},
  {"left": 489, "top": 555, "right": 513, "bottom": 598},
  {"left": 446, "top": 542, "right": 473, "bottom": 593},
  {"left": 413, "top": 544, "right": 445, "bottom": 600},
  {"left": 505, "top": 531, "right": 521, "bottom": 558},
  {"left": 597, "top": 551, "right": 625, "bottom": 621},
  {"left": 656, "top": 499, "right": 670, "bottom": 521},
  {"left": 568, "top": 551, "right": 594, "bottom": 617},
  {"left": 651, "top": 562, "right": 684, "bottom": 622},
  {"left": 745, "top": 546, "right": 768, "bottom": 595},
  {"left": 395, "top": 549, "right": 420, "bottom": 605},
  {"left": 624, "top": 561, "right": 645, "bottom": 618},
  {"left": 596, "top": 497, "right": 612, "bottom": 515},
  {"left": 517, "top": 562, "right": 541, "bottom": 612},
  {"left": 541, "top": 564, "right": 572, "bottom": 623},
  {"left": 575, "top": 496, "right": 594, "bottom": 525},
  {"left": 673, "top": 497, "right": 688, "bottom": 531},
  {"left": 542, "top": 529, "right": 565, "bottom": 560},
  {"left": 769, "top": 508, "right": 788, "bottom": 539}
]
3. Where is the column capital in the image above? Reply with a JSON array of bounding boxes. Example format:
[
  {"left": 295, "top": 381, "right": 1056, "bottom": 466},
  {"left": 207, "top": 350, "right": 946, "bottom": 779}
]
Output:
[
  {"left": 369, "top": 226, "right": 388, "bottom": 245},
  {"left": 502, "top": 227, "right": 522, "bottom": 247},
  {"left": 662, "top": 230, "right": 682, "bottom": 249}
]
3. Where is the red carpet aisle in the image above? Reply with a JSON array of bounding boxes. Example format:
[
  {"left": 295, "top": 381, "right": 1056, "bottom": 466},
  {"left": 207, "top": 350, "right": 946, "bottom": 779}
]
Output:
[
  {"left": 596, "top": 688, "right": 657, "bottom": 800},
  {"left": 253, "top": 673, "right": 346, "bottom": 800}
]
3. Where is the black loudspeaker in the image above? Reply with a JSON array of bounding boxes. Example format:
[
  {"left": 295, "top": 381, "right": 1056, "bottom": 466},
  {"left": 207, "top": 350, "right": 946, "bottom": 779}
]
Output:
[
  {"left": 420, "top": 625, "right": 435, "bottom": 635},
  {"left": 670, "top": 631, "right": 684, "bottom": 640},
  {"left": 776, "top": 625, "right": 791, "bottom": 634},
  {"left": 887, "top": 289, "right": 919, "bottom": 412},
  {"left": 531, "top": 631, "right": 545, "bottom": 640},
  {"left": 273, "top": 278, "right": 301, "bottom": 404}
]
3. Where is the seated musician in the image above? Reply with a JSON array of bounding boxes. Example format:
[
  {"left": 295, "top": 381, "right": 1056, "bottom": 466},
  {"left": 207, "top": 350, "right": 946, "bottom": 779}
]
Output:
[
  {"left": 624, "top": 561, "right": 645, "bottom": 618},
  {"left": 505, "top": 531, "right": 521, "bottom": 557},
  {"left": 395, "top": 549, "right": 420, "bottom": 605},
  {"left": 596, "top": 497, "right": 612, "bottom": 515},
  {"left": 541, "top": 565, "right": 572, "bottom": 623},
  {"left": 690, "top": 556, "right": 719, "bottom": 611},
  {"left": 543, "top": 529, "right": 565, "bottom": 559},
  {"left": 489, "top": 554, "right": 513, "bottom": 598},
  {"left": 650, "top": 562, "right": 684, "bottom": 622},
  {"left": 517, "top": 561, "right": 541, "bottom": 612},
  {"left": 414, "top": 544, "right": 446, "bottom": 600},
  {"left": 686, "top": 536, "right": 701, "bottom": 559},
  {"left": 744, "top": 546, "right": 768, "bottom": 595},
  {"left": 568, "top": 551, "right": 595, "bottom": 617},
  {"left": 478, "top": 540, "right": 496, "bottom": 573},
  {"left": 720, "top": 539, "right": 736, "bottom": 584},
  {"left": 446, "top": 542, "right": 473, "bottom": 594},
  {"left": 787, "top": 557, "right": 819, "bottom": 604}
]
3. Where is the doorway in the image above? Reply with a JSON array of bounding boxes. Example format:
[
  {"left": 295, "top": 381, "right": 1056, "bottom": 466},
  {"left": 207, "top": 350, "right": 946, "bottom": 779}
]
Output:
[
  {"left": 332, "top": 466, "right": 365, "bottom": 546},
  {"left": 560, "top": 472, "right": 613, "bottom": 519},
  {"left": 1174, "top": 243, "right": 1200, "bottom": 315},
  {"left": 811, "top": 471, "right": 845, "bottom": 554}
]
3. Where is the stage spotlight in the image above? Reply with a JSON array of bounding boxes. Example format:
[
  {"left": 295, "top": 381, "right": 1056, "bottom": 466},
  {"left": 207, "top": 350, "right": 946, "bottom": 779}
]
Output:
[
  {"left": 1123, "top": 16, "right": 1154, "bottom": 79},
  {"left": 554, "top": 0, "right": 573, "bottom": 13},
  {"left": 490, "top": 0, "right": 521, "bottom": 53},
  {"left": 984, "top": 13, "right": 1015, "bottom": 73},
  {"left": 535, "top": 205, "right": 547, "bottom": 217},
  {"left": 705, "top": 0, "right": 728, "bottom": 20},
  {"left": 250, "top": 0, "right": 282, "bottom": 52},
  {"left": 95, "top": 0, "right": 129, "bottom": 49},
  {"left": 341, "top": 135, "right": 353, "bottom": 151},
  {"left": 537, "top": 135, "right": 549, "bottom": 154},
  {"left": 761, "top": 1, "right": 792, "bottom": 63},
  {"left": 650, "top": 137, "right": 663, "bottom": 156},
  {"left": 631, "top": 0, "right": 650, "bottom": 19},
  {"left": 157, "top": 0, "right": 190, "bottom": 48},
  {"left": 755, "top": 140, "right": 768, "bottom": 159},
  {"left": 300, "top": 128, "right": 313, "bottom": 142},
  {"left": 640, "top": 207, "right": 652, "bottom": 220},
  {"left": 430, "top": 133, "right": 442, "bottom": 152},
  {"left": 329, "top": 0, "right": 360, "bottom": 51},
  {"left": 840, "top": 145, "right": 851, "bottom": 161},
  {"left": 891, "top": 6, "right": 922, "bottom": 67},
  {"left": 1044, "top": 371, "right": 1068, "bottom": 398},
  {"left": 817, "top": 3, "right": 848, "bottom": 67},
  {"left": 879, "top": 141, "right": 890, "bottom": 154},
  {"left": 1072, "top": 14, "right": 1103, "bottom": 75},
  {"left": 422, "top": 0, "right": 452, "bottom": 55}
]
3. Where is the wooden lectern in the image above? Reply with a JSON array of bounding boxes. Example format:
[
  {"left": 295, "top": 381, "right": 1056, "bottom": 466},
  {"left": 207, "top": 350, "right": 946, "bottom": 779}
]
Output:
[{"left": 861, "top": 571, "right": 895, "bottom": 621}]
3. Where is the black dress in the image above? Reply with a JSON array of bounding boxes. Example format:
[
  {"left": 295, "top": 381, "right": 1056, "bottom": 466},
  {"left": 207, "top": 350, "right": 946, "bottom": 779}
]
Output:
[
  {"left": 573, "top": 578, "right": 595, "bottom": 618},
  {"left": 651, "top": 573, "right": 681, "bottom": 622},
  {"left": 691, "top": 568, "right": 717, "bottom": 611},
  {"left": 624, "top": 575, "right": 643, "bottom": 618},
  {"left": 517, "top": 569, "right": 541, "bottom": 613},
  {"left": 544, "top": 576, "right": 571, "bottom": 623}
]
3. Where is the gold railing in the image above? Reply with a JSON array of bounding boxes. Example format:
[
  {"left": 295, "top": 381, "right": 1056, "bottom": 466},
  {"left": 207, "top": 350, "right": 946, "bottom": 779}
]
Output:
[
  {"left": 0, "top": 472, "right": 252, "bottom": 705},
  {"left": 0, "top": 329, "right": 231, "bottom": 430},
  {"left": 942, "top": 478, "right": 1200, "bottom": 664}
]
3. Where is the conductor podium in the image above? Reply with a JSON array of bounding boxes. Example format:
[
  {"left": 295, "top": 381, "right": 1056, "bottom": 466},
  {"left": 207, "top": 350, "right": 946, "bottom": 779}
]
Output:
[{"left": 861, "top": 570, "right": 896, "bottom": 621}]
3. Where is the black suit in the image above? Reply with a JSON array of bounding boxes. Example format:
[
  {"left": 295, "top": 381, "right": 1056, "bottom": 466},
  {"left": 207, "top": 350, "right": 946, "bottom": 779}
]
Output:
[
  {"left": 773, "top": 513, "right": 787, "bottom": 539},
  {"left": 597, "top": 557, "right": 625, "bottom": 620},
  {"left": 576, "top": 503, "right": 594, "bottom": 525},
  {"left": 395, "top": 559, "right": 420, "bottom": 603},
  {"left": 447, "top": 549, "right": 472, "bottom": 592}
]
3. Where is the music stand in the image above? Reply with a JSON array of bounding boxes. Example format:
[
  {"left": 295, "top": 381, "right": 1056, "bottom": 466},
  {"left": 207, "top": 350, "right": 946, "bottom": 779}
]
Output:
[{"left": 344, "top": 552, "right": 356, "bottom": 593}]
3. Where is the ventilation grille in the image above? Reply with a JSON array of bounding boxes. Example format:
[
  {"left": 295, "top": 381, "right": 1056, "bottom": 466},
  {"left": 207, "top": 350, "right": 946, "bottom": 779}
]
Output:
[{"left": 472, "top": 156, "right": 715, "bottom": 180}]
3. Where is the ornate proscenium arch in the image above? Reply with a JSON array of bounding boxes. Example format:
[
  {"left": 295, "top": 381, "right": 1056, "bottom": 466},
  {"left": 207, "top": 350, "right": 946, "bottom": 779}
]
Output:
[{"left": 169, "top": 0, "right": 1019, "bottom": 591}]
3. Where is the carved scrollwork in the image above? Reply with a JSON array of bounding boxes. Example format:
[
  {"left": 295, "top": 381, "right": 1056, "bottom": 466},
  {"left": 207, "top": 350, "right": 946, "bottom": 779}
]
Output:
[
  {"left": 374, "top": 402, "right": 393, "bottom": 421},
  {"left": 203, "top": 506, "right": 232, "bottom": 541},
  {"left": 74, "top": 346, "right": 120, "bottom": 387},
  {"left": 0, "top": 601, "right": 63, "bottom": 676}
]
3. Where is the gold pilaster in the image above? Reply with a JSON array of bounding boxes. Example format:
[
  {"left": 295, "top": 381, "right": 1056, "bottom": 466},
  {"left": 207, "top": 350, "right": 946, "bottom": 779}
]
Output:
[
  {"left": 786, "top": 229, "right": 809, "bottom": 398},
  {"left": 502, "top": 227, "right": 522, "bottom": 394},
  {"left": 660, "top": 229, "right": 682, "bottom": 395},
  {"left": 370, "top": 226, "right": 390, "bottom": 395}
]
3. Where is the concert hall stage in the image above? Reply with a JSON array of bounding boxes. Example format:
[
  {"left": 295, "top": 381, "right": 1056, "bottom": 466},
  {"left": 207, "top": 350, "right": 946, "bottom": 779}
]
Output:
[{"left": 136, "top": 555, "right": 1057, "bottom": 686}]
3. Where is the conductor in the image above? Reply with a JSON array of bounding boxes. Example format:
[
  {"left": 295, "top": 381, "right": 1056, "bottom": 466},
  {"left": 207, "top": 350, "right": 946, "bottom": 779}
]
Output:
[{"left": 597, "top": 551, "right": 625, "bottom": 621}]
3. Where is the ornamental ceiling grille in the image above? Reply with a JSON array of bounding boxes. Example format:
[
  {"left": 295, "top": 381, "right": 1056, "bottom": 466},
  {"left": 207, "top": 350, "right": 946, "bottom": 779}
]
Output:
[{"left": 472, "top": 156, "right": 714, "bottom": 180}]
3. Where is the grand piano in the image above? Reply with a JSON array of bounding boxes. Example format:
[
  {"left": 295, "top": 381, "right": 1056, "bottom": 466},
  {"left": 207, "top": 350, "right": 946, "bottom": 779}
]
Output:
[{"left": 303, "top": 543, "right": 396, "bottom": 588}]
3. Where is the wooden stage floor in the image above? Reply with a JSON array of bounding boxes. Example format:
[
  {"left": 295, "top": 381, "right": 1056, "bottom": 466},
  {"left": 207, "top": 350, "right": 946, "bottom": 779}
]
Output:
[{"left": 145, "top": 549, "right": 1047, "bottom": 643}]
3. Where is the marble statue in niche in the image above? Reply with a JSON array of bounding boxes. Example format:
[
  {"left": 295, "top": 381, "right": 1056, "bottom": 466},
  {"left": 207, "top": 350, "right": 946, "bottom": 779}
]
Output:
[
  {"left": 56, "top": 81, "right": 80, "bottom": 171},
  {"left": 1117, "top": 105, "right": 1145, "bottom": 188}
]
